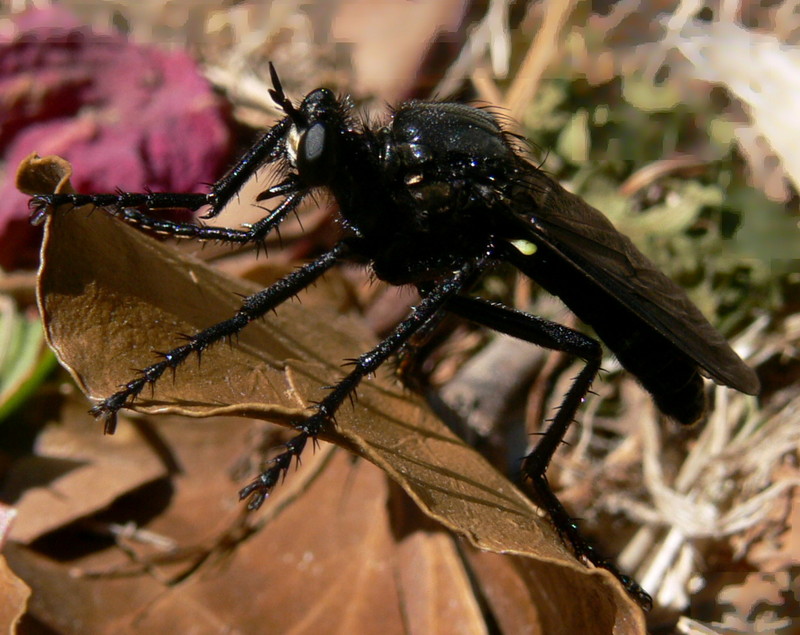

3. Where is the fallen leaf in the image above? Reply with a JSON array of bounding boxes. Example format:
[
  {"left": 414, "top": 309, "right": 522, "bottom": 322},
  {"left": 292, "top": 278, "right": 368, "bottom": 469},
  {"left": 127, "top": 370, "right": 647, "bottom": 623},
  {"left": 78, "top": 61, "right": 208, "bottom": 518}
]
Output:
[
  {"left": 3, "top": 398, "right": 169, "bottom": 544},
  {"left": 0, "top": 553, "right": 30, "bottom": 632},
  {"left": 16, "top": 153, "right": 647, "bottom": 632}
]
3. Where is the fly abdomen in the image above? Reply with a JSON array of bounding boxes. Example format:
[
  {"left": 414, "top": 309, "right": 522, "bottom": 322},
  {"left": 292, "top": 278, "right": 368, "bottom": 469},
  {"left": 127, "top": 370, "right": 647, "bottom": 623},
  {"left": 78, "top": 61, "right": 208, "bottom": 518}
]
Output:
[
  {"left": 510, "top": 243, "right": 706, "bottom": 425},
  {"left": 592, "top": 319, "right": 706, "bottom": 425}
]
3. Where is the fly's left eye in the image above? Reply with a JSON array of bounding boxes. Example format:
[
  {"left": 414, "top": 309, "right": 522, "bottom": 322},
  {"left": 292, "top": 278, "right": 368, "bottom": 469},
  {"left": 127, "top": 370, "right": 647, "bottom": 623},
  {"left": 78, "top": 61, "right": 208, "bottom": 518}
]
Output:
[
  {"left": 301, "top": 122, "right": 326, "bottom": 164},
  {"left": 298, "top": 121, "right": 334, "bottom": 185}
]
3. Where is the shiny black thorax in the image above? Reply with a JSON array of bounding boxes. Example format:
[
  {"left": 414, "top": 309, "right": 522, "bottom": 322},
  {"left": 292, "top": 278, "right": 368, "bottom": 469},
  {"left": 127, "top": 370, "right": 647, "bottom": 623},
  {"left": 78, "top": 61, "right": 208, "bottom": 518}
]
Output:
[{"left": 289, "top": 90, "right": 525, "bottom": 285}]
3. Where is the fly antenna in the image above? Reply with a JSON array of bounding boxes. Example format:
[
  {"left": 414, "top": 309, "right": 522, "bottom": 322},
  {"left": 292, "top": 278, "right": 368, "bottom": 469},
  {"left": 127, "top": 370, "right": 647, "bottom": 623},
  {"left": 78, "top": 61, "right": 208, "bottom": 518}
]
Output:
[{"left": 268, "top": 63, "right": 303, "bottom": 124}]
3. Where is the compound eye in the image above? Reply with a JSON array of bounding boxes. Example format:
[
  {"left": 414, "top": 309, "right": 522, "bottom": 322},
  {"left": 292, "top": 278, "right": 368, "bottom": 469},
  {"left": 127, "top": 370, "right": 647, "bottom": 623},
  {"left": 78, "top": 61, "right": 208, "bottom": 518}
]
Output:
[
  {"left": 301, "top": 122, "right": 326, "bottom": 164},
  {"left": 297, "top": 121, "right": 334, "bottom": 184}
]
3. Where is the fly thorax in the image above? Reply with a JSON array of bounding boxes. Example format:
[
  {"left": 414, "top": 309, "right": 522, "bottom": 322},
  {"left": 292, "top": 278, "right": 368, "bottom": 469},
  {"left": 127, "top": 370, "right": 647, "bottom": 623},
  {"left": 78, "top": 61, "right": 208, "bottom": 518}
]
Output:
[{"left": 381, "top": 101, "right": 519, "bottom": 231}]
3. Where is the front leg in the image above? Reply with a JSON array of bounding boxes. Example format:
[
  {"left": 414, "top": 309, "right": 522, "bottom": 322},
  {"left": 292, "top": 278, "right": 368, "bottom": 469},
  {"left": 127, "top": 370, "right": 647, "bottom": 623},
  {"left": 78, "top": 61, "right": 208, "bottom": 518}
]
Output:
[{"left": 30, "top": 175, "right": 305, "bottom": 245}]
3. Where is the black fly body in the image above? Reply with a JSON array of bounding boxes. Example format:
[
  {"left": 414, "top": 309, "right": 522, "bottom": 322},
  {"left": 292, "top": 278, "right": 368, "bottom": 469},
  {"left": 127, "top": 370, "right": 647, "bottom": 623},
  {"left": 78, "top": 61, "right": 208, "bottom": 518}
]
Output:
[{"left": 30, "top": 65, "right": 759, "bottom": 610}]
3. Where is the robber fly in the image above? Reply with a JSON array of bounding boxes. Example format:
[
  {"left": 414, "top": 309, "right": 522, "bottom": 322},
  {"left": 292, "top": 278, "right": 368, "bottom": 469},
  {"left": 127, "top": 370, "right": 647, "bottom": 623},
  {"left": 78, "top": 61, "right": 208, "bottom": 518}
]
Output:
[{"left": 30, "top": 65, "right": 759, "bottom": 609}]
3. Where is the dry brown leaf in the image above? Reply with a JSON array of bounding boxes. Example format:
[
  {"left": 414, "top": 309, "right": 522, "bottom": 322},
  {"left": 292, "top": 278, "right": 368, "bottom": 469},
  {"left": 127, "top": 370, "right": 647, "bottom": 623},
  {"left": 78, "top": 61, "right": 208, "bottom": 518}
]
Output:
[
  {"left": 16, "top": 153, "right": 647, "bottom": 632},
  {"left": 4, "top": 398, "right": 169, "bottom": 544},
  {"left": 0, "top": 553, "right": 30, "bottom": 632},
  {"left": 177, "top": 451, "right": 410, "bottom": 634},
  {"left": 464, "top": 548, "right": 651, "bottom": 635},
  {"left": 5, "top": 411, "right": 336, "bottom": 633},
  {"left": 5, "top": 539, "right": 181, "bottom": 634},
  {"left": 5, "top": 442, "right": 474, "bottom": 634}
]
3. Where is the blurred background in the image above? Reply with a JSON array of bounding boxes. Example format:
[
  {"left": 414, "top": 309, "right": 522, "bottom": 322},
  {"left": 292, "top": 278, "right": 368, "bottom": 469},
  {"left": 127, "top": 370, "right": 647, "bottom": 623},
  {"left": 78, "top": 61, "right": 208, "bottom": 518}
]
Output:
[{"left": 0, "top": 1, "right": 798, "bottom": 633}]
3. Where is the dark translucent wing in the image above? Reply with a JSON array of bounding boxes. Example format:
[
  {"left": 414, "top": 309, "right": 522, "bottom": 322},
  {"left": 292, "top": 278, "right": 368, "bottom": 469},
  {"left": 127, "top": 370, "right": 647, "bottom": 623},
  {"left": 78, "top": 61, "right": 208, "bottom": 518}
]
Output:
[{"left": 507, "top": 172, "right": 759, "bottom": 395}]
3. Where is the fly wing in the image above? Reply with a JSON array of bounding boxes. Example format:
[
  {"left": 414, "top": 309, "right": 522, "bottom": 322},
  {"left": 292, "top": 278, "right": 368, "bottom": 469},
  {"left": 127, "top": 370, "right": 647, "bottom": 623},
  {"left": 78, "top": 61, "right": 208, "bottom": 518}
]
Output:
[{"left": 507, "top": 171, "right": 759, "bottom": 395}]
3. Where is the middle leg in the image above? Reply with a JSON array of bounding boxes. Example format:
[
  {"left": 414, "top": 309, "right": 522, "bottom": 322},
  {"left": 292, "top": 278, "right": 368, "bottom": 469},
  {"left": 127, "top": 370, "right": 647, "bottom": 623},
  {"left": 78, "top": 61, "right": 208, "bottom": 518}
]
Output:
[{"left": 239, "top": 259, "right": 486, "bottom": 509}]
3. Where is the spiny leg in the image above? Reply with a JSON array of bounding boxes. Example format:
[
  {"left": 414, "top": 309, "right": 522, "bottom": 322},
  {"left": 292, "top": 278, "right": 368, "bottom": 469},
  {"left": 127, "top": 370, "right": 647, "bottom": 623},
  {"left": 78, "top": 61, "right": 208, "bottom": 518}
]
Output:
[
  {"left": 445, "top": 295, "right": 652, "bottom": 609},
  {"left": 201, "top": 117, "right": 292, "bottom": 219},
  {"left": 30, "top": 175, "right": 305, "bottom": 245},
  {"left": 239, "top": 259, "right": 486, "bottom": 510},
  {"left": 30, "top": 114, "right": 289, "bottom": 219},
  {"left": 106, "top": 186, "right": 304, "bottom": 244},
  {"left": 93, "top": 243, "right": 348, "bottom": 434}
]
